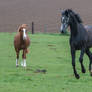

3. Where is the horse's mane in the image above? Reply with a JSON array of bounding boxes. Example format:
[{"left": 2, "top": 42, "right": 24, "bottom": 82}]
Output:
[
  {"left": 74, "top": 13, "right": 83, "bottom": 23},
  {"left": 67, "top": 9, "right": 83, "bottom": 23}
]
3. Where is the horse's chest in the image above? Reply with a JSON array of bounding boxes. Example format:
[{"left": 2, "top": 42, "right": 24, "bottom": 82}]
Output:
[
  {"left": 20, "top": 44, "right": 25, "bottom": 49},
  {"left": 20, "top": 42, "right": 29, "bottom": 49},
  {"left": 70, "top": 38, "right": 86, "bottom": 50}
]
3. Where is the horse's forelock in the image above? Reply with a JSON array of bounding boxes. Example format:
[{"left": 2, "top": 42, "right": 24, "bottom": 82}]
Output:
[{"left": 18, "top": 26, "right": 25, "bottom": 32}]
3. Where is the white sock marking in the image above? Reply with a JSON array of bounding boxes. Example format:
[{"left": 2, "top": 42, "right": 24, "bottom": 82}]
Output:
[
  {"left": 23, "top": 59, "right": 26, "bottom": 67},
  {"left": 16, "top": 59, "right": 19, "bottom": 67}
]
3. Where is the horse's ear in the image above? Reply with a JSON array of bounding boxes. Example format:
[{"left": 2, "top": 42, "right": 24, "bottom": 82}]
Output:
[
  {"left": 68, "top": 10, "right": 73, "bottom": 18},
  {"left": 67, "top": 9, "right": 72, "bottom": 16},
  {"left": 68, "top": 9, "right": 72, "bottom": 12},
  {"left": 65, "top": 9, "right": 72, "bottom": 17},
  {"left": 18, "top": 26, "right": 22, "bottom": 32}
]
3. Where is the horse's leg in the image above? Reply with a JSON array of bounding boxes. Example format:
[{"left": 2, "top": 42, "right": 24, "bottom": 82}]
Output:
[
  {"left": 79, "top": 48, "right": 86, "bottom": 73},
  {"left": 16, "top": 50, "right": 19, "bottom": 67},
  {"left": 21, "top": 51, "right": 24, "bottom": 67},
  {"left": 22, "top": 49, "right": 26, "bottom": 67},
  {"left": 86, "top": 49, "right": 92, "bottom": 76},
  {"left": 71, "top": 48, "right": 80, "bottom": 79}
]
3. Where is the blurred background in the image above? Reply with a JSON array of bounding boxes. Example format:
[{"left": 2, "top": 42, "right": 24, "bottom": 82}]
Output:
[{"left": 0, "top": 0, "right": 92, "bottom": 33}]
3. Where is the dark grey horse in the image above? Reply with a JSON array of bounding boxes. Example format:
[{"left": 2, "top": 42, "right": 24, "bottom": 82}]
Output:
[{"left": 60, "top": 9, "right": 92, "bottom": 79}]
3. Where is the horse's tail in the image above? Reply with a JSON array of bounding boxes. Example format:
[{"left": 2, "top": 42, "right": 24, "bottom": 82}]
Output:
[{"left": 26, "top": 49, "right": 29, "bottom": 54}]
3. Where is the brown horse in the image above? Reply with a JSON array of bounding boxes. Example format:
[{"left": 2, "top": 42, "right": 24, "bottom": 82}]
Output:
[{"left": 14, "top": 24, "right": 30, "bottom": 67}]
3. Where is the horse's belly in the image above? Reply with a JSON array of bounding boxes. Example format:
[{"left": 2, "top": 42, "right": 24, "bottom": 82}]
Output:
[
  {"left": 71, "top": 42, "right": 85, "bottom": 50},
  {"left": 75, "top": 45, "right": 82, "bottom": 50}
]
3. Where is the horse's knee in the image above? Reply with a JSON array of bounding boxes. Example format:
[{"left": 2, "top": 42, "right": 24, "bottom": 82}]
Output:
[
  {"left": 17, "top": 56, "right": 19, "bottom": 59},
  {"left": 16, "top": 53, "right": 19, "bottom": 59},
  {"left": 22, "top": 53, "right": 24, "bottom": 58},
  {"left": 90, "top": 56, "right": 92, "bottom": 60},
  {"left": 22, "top": 52, "right": 26, "bottom": 59},
  {"left": 72, "top": 62, "right": 75, "bottom": 67},
  {"left": 79, "top": 57, "right": 83, "bottom": 63},
  {"left": 24, "top": 55, "right": 26, "bottom": 59}
]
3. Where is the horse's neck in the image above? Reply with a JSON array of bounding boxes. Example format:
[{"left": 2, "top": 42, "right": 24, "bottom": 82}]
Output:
[
  {"left": 70, "top": 20, "right": 78, "bottom": 37},
  {"left": 20, "top": 33, "right": 24, "bottom": 42}
]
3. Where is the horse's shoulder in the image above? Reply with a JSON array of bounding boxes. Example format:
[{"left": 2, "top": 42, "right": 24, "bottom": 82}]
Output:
[
  {"left": 27, "top": 35, "right": 30, "bottom": 40},
  {"left": 14, "top": 33, "right": 21, "bottom": 42}
]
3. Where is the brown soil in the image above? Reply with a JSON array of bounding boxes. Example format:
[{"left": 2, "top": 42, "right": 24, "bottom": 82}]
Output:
[{"left": 0, "top": 0, "right": 92, "bottom": 33}]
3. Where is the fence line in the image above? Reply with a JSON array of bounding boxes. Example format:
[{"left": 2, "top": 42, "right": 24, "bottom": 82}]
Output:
[{"left": 31, "top": 21, "right": 60, "bottom": 34}]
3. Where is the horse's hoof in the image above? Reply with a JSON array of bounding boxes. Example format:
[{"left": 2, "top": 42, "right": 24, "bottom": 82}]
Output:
[
  {"left": 82, "top": 68, "right": 86, "bottom": 73},
  {"left": 23, "top": 66, "right": 26, "bottom": 69},
  {"left": 75, "top": 74, "right": 80, "bottom": 79},
  {"left": 21, "top": 62, "right": 24, "bottom": 67}
]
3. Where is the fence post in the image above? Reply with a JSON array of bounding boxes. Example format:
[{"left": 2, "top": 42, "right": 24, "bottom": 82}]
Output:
[
  {"left": 32, "top": 22, "right": 34, "bottom": 34},
  {"left": 44, "top": 24, "right": 47, "bottom": 33}
]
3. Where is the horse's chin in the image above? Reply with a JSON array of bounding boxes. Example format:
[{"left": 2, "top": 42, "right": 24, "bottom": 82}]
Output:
[{"left": 60, "top": 29, "right": 66, "bottom": 34}]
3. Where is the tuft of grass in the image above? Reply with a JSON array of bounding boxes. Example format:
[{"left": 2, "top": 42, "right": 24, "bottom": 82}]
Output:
[{"left": 0, "top": 33, "right": 91, "bottom": 92}]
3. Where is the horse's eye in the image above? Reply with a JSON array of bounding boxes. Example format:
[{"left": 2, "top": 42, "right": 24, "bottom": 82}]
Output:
[{"left": 21, "top": 30, "right": 24, "bottom": 32}]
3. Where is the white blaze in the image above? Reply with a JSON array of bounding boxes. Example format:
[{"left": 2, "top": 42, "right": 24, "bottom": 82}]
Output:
[
  {"left": 60, "top": 17, "right": 65, "bottom": 32},
  {"left": 62, "top": 17, "right": 65, "bottom": 21},
  {"left": 23, "top": 28, "right": 27, "bottom": 40},
  {"left": 60, "top": 24, "right": 63, "bottom": 31}
]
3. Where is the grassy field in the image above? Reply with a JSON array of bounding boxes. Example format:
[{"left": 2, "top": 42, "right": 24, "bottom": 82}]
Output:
[{"left": 0, "top": 33, "right": 92, "bottom": 92}]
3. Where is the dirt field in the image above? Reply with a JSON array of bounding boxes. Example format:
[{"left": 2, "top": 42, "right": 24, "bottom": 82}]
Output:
[{"left": 0, "top": 0, "right": 92, "bottom": 32}]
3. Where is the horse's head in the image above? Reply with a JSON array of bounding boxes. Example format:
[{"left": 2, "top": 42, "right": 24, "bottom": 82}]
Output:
[
  {"left": 60, "top": 9, "right": 82, "bottom": 33},
  {"left": 60, "top": 9, "right": 72, "bottom": 33},
  {"left": 18, "top": 24, "right": 28, "bottom": 40}
]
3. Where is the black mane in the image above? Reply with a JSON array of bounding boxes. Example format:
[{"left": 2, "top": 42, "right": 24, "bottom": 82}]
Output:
[
  {"left": 67, "top": 9, "right": 83, "bottom": 23},
  {"left": 74, "top": 13, "right": 83, "bottom": 23}
]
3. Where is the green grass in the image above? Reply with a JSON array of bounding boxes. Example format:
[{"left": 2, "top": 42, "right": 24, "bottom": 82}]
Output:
[{"left": 0, "top": 33, "right": 92, "bottom": 92}]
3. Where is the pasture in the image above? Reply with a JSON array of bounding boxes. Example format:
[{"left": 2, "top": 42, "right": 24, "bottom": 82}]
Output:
[{"left": 0, "top": 33, "right": 92, "bottom": 92}]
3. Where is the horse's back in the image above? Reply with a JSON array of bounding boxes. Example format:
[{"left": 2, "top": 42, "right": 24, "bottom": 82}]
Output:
[
  {"left": 85, "top": 25, "right": 92, "bottom": 38},
  {"left": 84, "top": 25, "right": 92, "bottom": 48}
]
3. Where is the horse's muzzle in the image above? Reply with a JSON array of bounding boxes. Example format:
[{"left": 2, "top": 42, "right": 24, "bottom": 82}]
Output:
[
  {"left": 23, "top": 36, "right": 27, "bottom": 40},
  {"left": 60, "top": 29, "right": 64, "bottom": 33}
]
